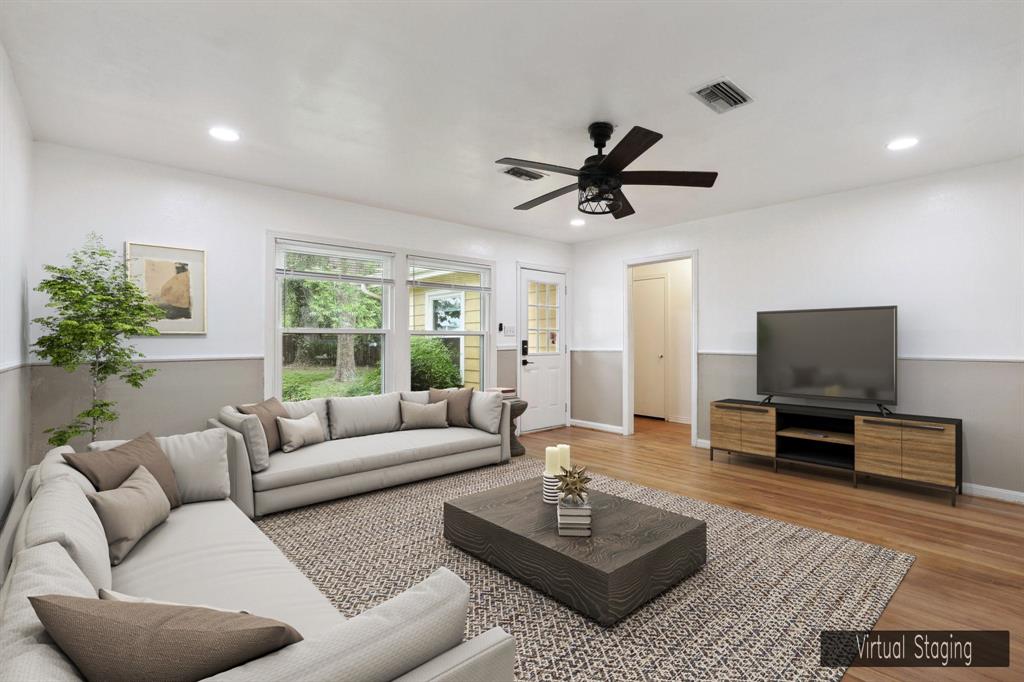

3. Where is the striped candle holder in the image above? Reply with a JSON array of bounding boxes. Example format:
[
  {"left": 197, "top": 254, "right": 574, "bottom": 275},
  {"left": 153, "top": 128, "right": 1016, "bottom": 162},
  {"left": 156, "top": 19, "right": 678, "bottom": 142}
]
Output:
[{"left": 542, "top": 474, "right": 560, "bottom": 504}]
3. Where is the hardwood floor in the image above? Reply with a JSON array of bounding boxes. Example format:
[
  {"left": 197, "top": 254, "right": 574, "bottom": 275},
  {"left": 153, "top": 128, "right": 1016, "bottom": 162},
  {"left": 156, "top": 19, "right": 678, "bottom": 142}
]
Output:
[{"left": 521, "top": 417, "right": 1024, "bottom": 681}]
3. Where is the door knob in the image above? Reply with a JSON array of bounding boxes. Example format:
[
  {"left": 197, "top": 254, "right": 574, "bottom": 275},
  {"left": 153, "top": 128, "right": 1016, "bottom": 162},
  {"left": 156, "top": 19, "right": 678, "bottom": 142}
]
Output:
[
  {"left": 522, "top": 359, "right": 535, "bottom": 366},
  {"left": 658, "top": 354, "right": 664, "bottom": 359}
]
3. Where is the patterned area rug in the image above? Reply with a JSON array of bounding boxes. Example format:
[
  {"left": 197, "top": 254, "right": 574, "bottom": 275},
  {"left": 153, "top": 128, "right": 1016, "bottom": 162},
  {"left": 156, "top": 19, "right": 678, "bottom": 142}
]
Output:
[{"left": 257, "top": 458, "right": 914, "bottom": 681}]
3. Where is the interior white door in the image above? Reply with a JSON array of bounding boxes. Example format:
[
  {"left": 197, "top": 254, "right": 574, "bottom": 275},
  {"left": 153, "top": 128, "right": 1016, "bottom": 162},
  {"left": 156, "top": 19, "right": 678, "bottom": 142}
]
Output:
[
  {"left": 633, "top": 276, "right": 667, "bottom": 418},
  {"left": 519, "top": 269, "right": 567, "bottom": 432}
]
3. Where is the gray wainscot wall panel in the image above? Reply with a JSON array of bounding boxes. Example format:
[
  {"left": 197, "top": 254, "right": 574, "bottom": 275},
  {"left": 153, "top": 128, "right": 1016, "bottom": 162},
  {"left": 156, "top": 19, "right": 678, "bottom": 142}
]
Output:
[
  {"left": 30, "top": 358, "right": 264, "bottom": 458},
  {"left": 496, "top": 348, "right": 518, "bottom": 392},
  {"left": 696, "top": 353, "right": 1024, "bottom": 493},
  {"left": 570, "top": 351, "right": 623, "bottom": 427},
  {"left": 0, "top": 365, "right": 31, "bottom": 524}
]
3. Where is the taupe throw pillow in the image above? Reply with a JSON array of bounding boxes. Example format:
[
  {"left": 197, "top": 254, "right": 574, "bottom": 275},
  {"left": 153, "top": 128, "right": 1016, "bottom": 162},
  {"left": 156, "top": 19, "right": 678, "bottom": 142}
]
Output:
[
  {"left": 29, "top": 594, "right": 302, "bottom": 682},
  {"left": 238, "top": 397, "right": 288, "bottom": 453},
  {"left": 429, "top": 387, "right": 473, "bottom": 427},
  {"left": 276, "top": 412, "right": 326, "bottom": 453},
  {"left": 87, "top": 466, "right": 170, "bottom": 565},
  {"left": 400, "top": 399, "right": 448, "bottom": 430},
  {"left": 64, "top": 433, "right": 181, "bottom": 508}
]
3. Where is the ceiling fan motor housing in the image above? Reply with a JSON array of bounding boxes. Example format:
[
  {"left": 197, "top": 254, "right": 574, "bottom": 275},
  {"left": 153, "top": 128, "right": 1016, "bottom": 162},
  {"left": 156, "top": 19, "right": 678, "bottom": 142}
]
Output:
[{"left": 577, "top": 149, "right": 623, "bottom": 214}]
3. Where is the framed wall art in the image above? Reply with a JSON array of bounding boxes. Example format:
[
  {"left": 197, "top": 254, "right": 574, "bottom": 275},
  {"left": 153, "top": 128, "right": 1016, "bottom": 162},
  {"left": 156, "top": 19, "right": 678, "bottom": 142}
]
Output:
[{"left": 125, "top": 242, "right": 207, "bottom": 334}]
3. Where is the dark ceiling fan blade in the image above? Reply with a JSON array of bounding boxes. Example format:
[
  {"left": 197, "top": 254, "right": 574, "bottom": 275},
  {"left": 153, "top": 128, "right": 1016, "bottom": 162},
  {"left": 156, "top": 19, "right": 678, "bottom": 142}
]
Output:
[
  {"left": 620, "top": 170, "right": 718, "bottom": 188},
  {"left": 599, "top": 126, "right": 663, "bottom": 173},
  {"left": 496, "top": 158, "right": 579, "bottom": 176},
  {"left": 611, "top": 190, "right": 635, "bottom": 220},
  {"left": 514, "top": 183, "right": 578, "bottom": 210}
]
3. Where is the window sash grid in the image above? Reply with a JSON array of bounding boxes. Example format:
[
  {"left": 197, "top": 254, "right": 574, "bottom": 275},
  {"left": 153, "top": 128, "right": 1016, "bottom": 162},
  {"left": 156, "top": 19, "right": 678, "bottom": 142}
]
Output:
[
  {"left": 277, "top": 270, "right": 394, "bottom": 286},
  {"left": 410, "top": 330, "right": 485, "bottom": 337},
  {"left": 406, "top": 280, "right": 490, "bottom": 294},
  {"left": 282, "top": 327, "right": 390, "bottom": 335}
]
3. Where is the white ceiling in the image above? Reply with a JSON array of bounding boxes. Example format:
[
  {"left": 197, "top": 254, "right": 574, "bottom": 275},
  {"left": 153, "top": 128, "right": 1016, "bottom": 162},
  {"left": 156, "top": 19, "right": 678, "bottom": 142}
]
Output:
[{"left": 1, "top": 1, "right": 1021, "bottom": 244}]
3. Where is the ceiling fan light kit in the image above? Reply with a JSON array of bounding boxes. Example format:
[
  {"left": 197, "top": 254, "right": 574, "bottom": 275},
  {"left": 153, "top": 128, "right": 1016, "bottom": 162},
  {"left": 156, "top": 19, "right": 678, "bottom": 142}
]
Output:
[{"left": 496, "top": 121, "right": 718, "bottom": 220}]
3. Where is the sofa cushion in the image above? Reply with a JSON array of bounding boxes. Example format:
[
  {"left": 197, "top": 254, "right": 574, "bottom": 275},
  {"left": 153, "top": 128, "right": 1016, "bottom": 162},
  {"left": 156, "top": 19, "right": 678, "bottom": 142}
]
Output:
[
  {"left": 429, "top": 387, "right": 474, "bottom": 427},
  {"left": 277, "top": 413, "right": 327, "bottom": 453},
  {"left": 88, "top": 466, "right": 170, "bottom": 565},
  {"left": 110, "top": 499, "right": 343, "bottom": 637},
  {"left": 91, "top": 429, "right": 231, "bottom": 504},
  {"left": 328, "top": 393, "right": 401, "bottom": 439},
  {"left": 469, "top": 391, "right": 503, "bottom": 434},
  {"left": 283, "top": 398, "right": 331, "bottom": 442},
  {"left": 400, "top": 390, "right": 429, "bottom": 404},
  {"left": 64, "top": 433, "right": 182, "bottom": 508},
  {"left": 31, "top": 446, "right": 96, "bottom": 497},
  {"left": 251, "top": 428, "right": 501, "bottom": 492},
  {"left": 400, "top": 400, "right": 448, "bottom": 430},
  {"left": 238, "top": 397, "right": 289, "bottom": 454},
  {"left": 219, "top": 406, "right": 271, "bottom": 472},
  {"left": 14, "top": 477, "right": 112, "bottom": 591},
  {"left": 0, "top": 542, "right": 96, "bottom": 682},
  {"left": 205, "top": 567, "right": 469, "bottom": 682},
  {"left": 30, "top": 594, "right": 303, "bottom": 682}
]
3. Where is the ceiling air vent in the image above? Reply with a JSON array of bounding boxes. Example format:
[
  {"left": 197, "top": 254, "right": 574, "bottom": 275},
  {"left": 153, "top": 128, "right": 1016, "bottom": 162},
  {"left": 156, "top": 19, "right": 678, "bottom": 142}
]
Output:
[
  {"left": 692, "top": 80, "right": 751, "bottom": 113},
  {"left": 503, "top": 166, "right": 545, "bottom": 181}
]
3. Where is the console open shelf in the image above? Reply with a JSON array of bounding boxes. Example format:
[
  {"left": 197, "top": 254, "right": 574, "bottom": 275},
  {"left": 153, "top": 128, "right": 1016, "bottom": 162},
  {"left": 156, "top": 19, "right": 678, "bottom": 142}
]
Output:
[{"left": 776, "top": 427, "right": 854, "bottom": 446}]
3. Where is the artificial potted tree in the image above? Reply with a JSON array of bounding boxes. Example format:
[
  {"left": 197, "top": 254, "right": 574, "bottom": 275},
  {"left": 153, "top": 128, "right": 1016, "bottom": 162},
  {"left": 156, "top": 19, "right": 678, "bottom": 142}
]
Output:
[{"left": 33, "top": 233, "right": 164, "bottom": 446}]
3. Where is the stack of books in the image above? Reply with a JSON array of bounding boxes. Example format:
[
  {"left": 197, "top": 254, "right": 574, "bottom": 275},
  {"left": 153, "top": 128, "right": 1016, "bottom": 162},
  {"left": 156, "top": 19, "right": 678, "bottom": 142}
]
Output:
[{"left": 557, "top": 499, "right": 592, "bottom": 537}]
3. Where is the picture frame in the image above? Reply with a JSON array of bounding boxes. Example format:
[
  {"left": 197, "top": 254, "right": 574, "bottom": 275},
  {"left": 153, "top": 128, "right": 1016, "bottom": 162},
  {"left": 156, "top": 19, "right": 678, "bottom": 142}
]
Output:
[{"left": 125, "top": 242, "right": 207, "bottom": 335}]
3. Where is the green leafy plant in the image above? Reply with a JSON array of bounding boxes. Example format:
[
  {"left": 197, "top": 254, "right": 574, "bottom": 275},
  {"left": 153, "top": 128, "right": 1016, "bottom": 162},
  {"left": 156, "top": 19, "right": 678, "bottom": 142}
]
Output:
[
  {"left": 33, "top": 233, "right": 164, "bottom": 445},
  {"left": 410, "top": 336, "right": 462, "bottom": 390}
]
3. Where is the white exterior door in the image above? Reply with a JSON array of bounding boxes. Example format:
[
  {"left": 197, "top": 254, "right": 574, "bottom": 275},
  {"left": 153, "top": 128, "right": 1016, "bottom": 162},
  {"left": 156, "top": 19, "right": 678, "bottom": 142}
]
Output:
[
  {"left": 632, "top": 276, "right": 667, "bottom": 418},
  {"left": 519, "top": 269, "right": 567, "bottom": 432}
]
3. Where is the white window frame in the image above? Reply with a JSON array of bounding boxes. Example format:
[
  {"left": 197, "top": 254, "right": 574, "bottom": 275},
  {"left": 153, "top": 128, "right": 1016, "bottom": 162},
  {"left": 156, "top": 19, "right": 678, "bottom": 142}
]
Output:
[{"left": 265, "top": 232, "right": 497, "bottom": 398}]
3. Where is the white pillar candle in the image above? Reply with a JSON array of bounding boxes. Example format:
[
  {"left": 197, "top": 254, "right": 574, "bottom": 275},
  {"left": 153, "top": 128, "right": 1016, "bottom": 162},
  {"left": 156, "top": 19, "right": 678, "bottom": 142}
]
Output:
[
  {"left": 557, "top": 444, "right": 571, "bottom": 471},
  {"left": 545, "top": 446, "right": 559, "bottom": 475}
]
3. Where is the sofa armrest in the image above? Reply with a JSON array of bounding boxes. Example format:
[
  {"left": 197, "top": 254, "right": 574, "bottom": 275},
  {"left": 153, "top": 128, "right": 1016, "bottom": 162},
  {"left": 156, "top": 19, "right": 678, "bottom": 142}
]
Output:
[
  {"left": 394, "top": 627, "right": 515, "bottom": 682},
  {"left": 499, "top": 400, "right": 511, "bottom": 462},
  {"left": 207, "top": 419, "right": 255, "bottom": 519},
  {"left": 206, "top": 567, "right": 471, "bottom": 682}
]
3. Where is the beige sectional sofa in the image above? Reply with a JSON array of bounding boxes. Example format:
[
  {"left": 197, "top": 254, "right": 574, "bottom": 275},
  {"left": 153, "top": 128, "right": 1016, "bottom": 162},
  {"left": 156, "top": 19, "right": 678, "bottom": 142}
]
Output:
[
  {"left": 0, "top": 435, "right": 515, "bottom": 681},
  {"left": 212, "top": 391, "right": 511, "bottom": 517}
]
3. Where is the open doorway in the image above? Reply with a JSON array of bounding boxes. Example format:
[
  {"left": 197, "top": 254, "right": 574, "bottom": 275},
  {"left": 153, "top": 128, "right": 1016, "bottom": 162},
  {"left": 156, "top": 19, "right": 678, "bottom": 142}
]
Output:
[{"left": 624, "top": 254, "right": 696, "bottom": 443}]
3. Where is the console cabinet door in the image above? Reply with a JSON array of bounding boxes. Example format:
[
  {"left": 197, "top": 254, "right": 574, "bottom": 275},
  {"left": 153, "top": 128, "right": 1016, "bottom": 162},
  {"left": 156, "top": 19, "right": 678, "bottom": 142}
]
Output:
[
  {"left": 741, "top": 406, "right": 776, "bottom": 457},
  {"left": 901, "top": 421, "right": 956, "bottom": 486},
  {"left": 710, "top": 403, "right": 742, "bottom": 452},
  {"left": 855, "top": 416, "right": 902, "bottom": 478}
]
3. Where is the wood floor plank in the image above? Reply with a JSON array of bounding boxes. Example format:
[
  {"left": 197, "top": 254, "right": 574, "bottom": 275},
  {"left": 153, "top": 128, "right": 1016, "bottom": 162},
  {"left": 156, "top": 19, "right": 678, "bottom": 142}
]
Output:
[{"left": 521, "top": 418, "right": 1024, "bottom": 680}]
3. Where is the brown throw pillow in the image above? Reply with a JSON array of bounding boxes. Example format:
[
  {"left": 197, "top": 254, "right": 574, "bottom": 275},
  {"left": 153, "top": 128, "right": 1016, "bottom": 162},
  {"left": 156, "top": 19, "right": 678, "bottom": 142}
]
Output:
[
  {"left": 88, "top": 466, "right": 170, "bottom": 565},
  {"left": 238, "top": 397, "right": 288, "bottom": 453},
  {"left": 64, "top": 433, "right": 181, "bottom": 508},
  {"left": 29, "top": 594, "right": 303, "bottom": 682},
  {"left": 429, "top": 387, "right": 473, "bottom": 427}
]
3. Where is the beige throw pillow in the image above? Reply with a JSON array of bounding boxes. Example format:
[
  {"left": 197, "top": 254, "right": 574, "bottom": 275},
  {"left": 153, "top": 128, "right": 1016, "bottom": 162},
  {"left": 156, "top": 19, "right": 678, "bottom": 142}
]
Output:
[
  {"left": 87, "top": 465, "right": 170, "bottom": 565},
  {"left": 276, "top": 413, "right": 326, "bottom": 453},
  {"left": 400, "top": 399, "right": 449, "bottom": 430},
  {"left": 429, "top": 387, "right": 473, "bottom": 427},
  {"left": 64, "top": 433, "right": 182, "bottom": 508},
  {"left": 238, "top": 397, "right": 289, "bottom": 453},
  {"left": 29, "top": 594, "right": 302, "bottom": 682}
]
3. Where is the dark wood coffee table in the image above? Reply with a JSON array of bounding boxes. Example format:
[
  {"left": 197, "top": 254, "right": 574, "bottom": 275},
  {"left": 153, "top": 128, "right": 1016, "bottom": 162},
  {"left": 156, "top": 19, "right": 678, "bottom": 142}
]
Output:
[{"left": 443, "top": 477, "right": 706, "bottom": 626}]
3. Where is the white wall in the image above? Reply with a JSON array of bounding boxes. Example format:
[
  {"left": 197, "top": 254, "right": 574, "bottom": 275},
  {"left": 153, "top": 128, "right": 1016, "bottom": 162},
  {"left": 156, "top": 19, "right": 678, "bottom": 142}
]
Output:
[
  {"left": 631, "top": 259, "right": 691, "bottom": 422},
  {"left": 0, "top": 40, "right": 31, "bottom": 370},
  {"left": 29, "top": 143, "right": 572, "bottom": 370},
  {"left": 574, "top": 157, "right": 1024, "bottom": 359},
  {"left": 0, "top": 37, "right": 32, "bottom": 517}
]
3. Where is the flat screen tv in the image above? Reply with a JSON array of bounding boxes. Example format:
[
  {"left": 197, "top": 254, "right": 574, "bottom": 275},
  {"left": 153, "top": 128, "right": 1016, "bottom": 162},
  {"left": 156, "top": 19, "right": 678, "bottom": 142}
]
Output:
[{"left": 757, "top": 306, "right": 897, "bottom": 404}]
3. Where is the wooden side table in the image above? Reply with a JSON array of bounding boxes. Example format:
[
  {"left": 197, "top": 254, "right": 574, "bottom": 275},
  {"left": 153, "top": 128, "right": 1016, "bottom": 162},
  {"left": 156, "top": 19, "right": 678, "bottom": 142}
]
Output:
[{"left": 506, "top": 398, "right": 528, "bottom": 456}]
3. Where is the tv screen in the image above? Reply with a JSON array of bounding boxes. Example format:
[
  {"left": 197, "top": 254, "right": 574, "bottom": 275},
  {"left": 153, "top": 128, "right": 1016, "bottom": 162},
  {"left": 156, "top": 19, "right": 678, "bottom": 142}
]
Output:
[{"left": 757, "top": 306, "right": 897, "bottom": 404}]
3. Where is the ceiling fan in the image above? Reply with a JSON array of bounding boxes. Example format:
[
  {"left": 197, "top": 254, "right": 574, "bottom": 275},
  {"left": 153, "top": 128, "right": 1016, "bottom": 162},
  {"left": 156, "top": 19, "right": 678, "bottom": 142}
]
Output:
[{"left": 496, "top": 122, "right": 717, "bottom": 219}]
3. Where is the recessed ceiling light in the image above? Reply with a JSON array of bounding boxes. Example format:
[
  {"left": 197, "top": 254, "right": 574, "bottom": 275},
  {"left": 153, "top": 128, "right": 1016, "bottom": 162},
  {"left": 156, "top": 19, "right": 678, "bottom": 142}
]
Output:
[
  {"left": 886, "top": 136, "right": 918, "bottom": 151},
  {"left": 209, "top": 126, "right": 240, "bottom": 142},
  {"left": 570, "top": 218, "right": 586, "bottom": 227}
]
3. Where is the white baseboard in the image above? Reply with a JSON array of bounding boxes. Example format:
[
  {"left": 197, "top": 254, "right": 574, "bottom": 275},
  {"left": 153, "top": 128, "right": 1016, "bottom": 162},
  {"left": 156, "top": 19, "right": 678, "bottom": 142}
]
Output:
[
  {"left": 695, "top": 438, "right": 711, "bottom": 449},
  {"left": 962, "top": 483, "right": 1024, "bottom": 505},
  {"left": 569, "top": 419, "right": 624, "bottom": 435}
]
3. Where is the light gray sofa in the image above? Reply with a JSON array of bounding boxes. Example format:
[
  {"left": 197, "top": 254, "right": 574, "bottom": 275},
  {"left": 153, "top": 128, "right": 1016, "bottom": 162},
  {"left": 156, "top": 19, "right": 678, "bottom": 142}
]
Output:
[
  {"left": 0, "top": 439, "right": 515, "bottom": 682},
  {"left": 211, "top": 391, "right": 511, "bottom": 518}
]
